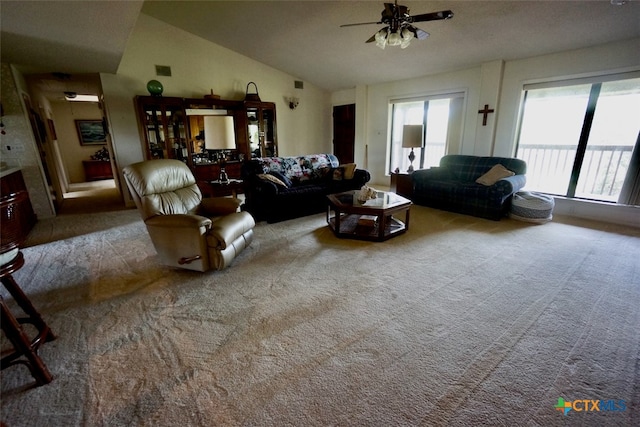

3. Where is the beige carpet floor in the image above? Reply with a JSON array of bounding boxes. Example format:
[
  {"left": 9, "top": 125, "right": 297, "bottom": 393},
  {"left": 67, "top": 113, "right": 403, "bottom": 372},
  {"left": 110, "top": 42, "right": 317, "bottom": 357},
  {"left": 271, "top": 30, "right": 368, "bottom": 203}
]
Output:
[{"left": 1, "top": 205, "right": 639, "bottom": 426}]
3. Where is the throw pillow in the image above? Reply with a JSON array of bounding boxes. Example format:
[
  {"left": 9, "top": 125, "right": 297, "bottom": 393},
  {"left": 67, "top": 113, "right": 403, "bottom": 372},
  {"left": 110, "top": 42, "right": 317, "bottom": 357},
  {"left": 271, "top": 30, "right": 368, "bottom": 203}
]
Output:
[
  {"left": 341, "top": 163, "right": 357, "bottom": 179},
  {"left": 475, "top": 164, "right": 515, "bottom": 186},
  {"left": 332, "top": 163, "right": 357, "bottom": 181},
  {"left": 268, "top": 171, "right": 292, "bottom": 187},
  {"left": 258, "top": 173, "right": 288, "bottom": 187}
]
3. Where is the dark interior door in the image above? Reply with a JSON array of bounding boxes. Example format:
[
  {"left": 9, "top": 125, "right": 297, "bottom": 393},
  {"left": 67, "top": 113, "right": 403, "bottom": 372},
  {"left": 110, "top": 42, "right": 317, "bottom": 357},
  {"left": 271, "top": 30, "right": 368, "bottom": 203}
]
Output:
[{"left": 333, "top": 104, "right": 355, "bottom": 164}]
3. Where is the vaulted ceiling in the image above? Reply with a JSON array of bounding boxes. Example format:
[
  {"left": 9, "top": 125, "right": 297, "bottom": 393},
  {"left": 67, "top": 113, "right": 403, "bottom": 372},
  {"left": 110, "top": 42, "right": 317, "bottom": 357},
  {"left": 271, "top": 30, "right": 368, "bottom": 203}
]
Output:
[{"left": 2, "top": 1, "right": 639, "bottom": 95}]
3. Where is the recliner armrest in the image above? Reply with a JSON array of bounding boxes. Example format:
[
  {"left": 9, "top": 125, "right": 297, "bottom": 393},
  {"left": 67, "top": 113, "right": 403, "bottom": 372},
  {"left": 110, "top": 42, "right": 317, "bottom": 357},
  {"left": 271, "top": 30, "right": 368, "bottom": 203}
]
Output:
[
  {"left": 145, "top": 214, "right": 212, "bottom": 229},
  {"left": 208, "top": 212, "right": 256, "bottom": 249},
  {"left": 199, "top": 197, "right": 242, "bottom": 216}
]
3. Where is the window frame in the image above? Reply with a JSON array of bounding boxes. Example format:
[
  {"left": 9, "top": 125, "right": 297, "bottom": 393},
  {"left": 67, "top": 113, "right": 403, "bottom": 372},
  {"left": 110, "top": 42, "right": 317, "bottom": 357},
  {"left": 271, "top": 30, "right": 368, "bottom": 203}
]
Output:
[
  {"left": 387, "top": 91, "right": 465, "bottom": 174},
  {"left": 514, "top": 71, "right": 640, "bottom": 205}
]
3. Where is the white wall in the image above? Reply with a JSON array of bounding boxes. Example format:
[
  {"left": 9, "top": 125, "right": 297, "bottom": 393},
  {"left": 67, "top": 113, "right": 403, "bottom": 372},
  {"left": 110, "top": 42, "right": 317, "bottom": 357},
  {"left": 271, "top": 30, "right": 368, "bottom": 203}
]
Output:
[
  {"left": 342, "top": 37, "right": 640, "bottom": 226},
  {"left": 102, "top": 13, "right": 331, "bottom": 203}
]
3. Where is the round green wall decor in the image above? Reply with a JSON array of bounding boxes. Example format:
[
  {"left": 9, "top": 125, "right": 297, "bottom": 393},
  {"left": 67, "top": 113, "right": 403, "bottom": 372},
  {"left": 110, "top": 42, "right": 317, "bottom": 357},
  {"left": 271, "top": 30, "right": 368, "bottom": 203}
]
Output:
[{"left": 146, "top": 80, "right": 164, "bottom": 96}]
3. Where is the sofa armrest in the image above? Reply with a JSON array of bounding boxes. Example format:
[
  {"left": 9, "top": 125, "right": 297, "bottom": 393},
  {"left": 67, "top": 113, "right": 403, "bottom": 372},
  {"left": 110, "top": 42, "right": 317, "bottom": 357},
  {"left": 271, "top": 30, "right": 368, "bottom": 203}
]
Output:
[
  {"left": 492, "top": 174, "right": 527, "bottom": 196},
  {"left": 246, "top": 176, "right": 281, "bottom": 195},
  {"left": 352, "top": 169, "right": 371, "bottom": 186}
]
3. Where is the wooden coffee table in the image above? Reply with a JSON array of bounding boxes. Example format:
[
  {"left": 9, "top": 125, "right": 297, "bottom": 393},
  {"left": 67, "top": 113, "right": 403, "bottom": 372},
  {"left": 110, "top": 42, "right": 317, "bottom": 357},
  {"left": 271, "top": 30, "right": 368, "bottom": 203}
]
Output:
[{"left": 326, "top": 190, "right": 412, "bottom": 241}]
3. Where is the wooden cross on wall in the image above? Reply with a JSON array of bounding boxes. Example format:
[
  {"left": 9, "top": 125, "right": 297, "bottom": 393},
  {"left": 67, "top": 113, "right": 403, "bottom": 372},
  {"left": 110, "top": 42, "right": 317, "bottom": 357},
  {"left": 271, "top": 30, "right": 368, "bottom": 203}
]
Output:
[{"left": 478, "top": 104, "right": 495, "bottom": 126}]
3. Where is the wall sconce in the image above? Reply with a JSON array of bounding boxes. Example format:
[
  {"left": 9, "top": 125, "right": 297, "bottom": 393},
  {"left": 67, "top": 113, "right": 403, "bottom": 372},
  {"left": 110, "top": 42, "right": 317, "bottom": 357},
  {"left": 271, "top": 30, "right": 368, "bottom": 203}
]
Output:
[{"left": 285, "top": 97, "right": 300, "bottom": 110}]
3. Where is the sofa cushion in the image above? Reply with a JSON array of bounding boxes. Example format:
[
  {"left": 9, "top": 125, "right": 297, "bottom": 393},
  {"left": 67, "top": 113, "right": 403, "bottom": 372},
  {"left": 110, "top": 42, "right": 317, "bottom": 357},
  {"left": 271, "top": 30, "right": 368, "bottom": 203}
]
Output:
[
  {"left": 277, "top": 184, "right": 326, "bottom": 198},
  {"left": 475, "top": 164, "right": 515, "bottom": 186}
]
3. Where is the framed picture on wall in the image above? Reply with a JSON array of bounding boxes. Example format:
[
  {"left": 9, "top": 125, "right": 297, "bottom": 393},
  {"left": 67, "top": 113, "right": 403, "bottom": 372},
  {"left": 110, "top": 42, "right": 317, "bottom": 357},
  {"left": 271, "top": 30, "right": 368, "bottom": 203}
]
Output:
[{"left": 75, "top": 119, "right": 106, "bottom": 145}]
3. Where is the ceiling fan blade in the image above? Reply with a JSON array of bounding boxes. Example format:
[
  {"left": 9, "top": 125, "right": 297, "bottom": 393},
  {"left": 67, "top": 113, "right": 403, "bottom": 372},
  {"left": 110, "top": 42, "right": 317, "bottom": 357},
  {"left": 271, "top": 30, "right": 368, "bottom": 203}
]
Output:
[
  {"left": 341, "top": 21, "right": 383, "bottom": 27},
  {"left": 366, "top": 27, "right": 387, "bottom": 43},
  {"left": 411, "top": 10, "right": 454, "bottom": 23},
  {"left": 409, "top": 25, "right": 430, "bottom": 40}
]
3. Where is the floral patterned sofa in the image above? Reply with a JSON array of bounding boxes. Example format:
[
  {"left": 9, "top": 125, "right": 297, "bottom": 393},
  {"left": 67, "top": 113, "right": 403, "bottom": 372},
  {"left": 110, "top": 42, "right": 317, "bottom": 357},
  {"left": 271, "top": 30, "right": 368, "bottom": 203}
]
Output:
[{"left": 241, "top": 154, "right": 370, "bottom": 223}]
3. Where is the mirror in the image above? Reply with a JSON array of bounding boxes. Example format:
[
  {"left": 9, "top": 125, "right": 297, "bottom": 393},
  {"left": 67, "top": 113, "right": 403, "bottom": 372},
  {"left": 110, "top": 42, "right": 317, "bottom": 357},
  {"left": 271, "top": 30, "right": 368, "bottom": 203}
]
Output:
[{"left": 186, "top": 109, "right": 237, "bottom": 165}]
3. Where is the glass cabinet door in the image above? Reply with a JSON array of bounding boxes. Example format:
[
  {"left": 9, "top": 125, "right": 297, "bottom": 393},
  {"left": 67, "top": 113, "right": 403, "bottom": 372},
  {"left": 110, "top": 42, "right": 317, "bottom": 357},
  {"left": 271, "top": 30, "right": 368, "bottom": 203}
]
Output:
[
  {"left": 246, "top": 102, "right": 277, "bottom": 158},
  {"left": 135, "top": 96, "right": 189, "bottom": 165},
  {"left": 262, "top": 107, "right": 277, "bottom": 157},
  {"left": 247, "top": 108, "right": 260, "bottom": 157},
  {"left": 165, "top": 105, "right": 187, "bottom": 162},
  {"left": 143, "top": 105, "right": 166, "bottom": 159}
]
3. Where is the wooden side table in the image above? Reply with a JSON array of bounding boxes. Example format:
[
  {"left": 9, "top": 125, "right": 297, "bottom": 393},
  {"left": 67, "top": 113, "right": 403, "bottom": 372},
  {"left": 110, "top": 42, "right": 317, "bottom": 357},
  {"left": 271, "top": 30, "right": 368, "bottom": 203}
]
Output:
[
  {"left": 1, "top": 251, "right": 56, "bottom": 386},
  {"left": 199, "top": 179, "right": 244, "bottom": 198},
  {"left": 390, "top": 173, "right": 414, "bottom": 199}
]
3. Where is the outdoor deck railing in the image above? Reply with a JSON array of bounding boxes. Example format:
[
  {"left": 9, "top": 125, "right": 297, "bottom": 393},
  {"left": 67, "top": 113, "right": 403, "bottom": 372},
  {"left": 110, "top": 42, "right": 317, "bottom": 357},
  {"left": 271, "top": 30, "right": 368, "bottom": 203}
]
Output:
[{"left": 517, "top": 144, "right": 633, "bottom": 201}]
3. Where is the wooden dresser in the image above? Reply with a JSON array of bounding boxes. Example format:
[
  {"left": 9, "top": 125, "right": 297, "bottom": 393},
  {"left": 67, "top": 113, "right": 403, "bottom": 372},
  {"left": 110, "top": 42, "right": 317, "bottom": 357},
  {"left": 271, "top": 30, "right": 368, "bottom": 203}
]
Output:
[{"left": 83, "top": 160, "right": 113, "bottom": 181}]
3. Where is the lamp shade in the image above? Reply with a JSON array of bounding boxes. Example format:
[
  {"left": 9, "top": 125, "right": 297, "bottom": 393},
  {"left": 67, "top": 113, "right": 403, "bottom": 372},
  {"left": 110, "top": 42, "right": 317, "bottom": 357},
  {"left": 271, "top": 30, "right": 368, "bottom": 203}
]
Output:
[
  {"left": 402, "top": 124, "right": 423, "bottom": 148},
  {"left": 204, "top": 116, "right": 236, "bottom": 150}
]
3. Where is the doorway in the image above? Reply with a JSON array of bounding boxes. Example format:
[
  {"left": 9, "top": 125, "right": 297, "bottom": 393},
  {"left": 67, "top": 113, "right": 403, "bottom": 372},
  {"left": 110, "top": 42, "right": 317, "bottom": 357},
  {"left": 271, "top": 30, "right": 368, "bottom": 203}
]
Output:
[
  {"left": 333, "top": 104, "right": 355, "bottom": 164},
  {"left": 24, "top": 72, "right": 123, "bottom": 214}
]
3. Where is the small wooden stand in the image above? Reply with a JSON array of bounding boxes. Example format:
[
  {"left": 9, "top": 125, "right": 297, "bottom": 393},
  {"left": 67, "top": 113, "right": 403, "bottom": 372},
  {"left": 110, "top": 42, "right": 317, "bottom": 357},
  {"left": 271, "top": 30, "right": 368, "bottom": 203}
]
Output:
[{"left": 1, "top": 252, "right": 56, "bottom": 386}]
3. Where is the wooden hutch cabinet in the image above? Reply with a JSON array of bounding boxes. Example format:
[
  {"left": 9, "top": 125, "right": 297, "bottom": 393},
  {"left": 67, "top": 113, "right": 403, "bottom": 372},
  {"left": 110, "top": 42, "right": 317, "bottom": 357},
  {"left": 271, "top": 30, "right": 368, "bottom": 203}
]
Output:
[{"left": 134, "top": 95, "right": 278, "bottom": 183}]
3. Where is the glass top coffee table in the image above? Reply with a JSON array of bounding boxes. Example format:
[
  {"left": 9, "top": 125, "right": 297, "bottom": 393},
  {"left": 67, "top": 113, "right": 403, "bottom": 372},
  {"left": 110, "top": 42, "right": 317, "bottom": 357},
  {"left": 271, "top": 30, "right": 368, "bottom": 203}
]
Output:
[{"left": 326, "top": 190, "right": 412, "bottom": 241}]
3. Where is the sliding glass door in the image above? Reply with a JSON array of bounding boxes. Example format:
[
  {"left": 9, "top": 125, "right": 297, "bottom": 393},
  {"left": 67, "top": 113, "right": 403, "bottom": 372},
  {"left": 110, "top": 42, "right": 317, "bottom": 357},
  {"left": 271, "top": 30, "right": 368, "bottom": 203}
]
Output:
[{"left": 516, "top": 74, "right": 640, "bottom": 205}]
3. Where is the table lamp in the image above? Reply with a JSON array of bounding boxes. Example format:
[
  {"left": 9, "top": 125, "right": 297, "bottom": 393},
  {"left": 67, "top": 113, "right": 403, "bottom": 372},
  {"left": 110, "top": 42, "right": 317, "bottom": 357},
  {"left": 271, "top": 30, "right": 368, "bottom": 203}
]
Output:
[
  {"left": 204, "top": 116, "right": 236, "bottom": 183},
  {"left": 402, "top": 124, "right": 423, "bottom": 173}
]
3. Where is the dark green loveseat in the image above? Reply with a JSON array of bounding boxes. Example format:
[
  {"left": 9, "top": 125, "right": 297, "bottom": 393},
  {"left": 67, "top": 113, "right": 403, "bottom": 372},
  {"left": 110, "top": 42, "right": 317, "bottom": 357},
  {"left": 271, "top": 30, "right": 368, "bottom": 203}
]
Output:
[{"left": 411, "top": 155, "right": 527, "bottom": 220}]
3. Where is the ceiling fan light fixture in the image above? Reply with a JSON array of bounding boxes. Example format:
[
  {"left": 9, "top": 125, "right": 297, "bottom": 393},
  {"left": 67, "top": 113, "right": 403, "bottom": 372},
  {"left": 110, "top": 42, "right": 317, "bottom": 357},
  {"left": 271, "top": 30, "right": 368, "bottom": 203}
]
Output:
[
  {"left": 375, "top": 29, "right": 388, "bottom": 49},
  {"left": 400, "top": 27, "right": 414, "bottom": 48},
  {"left": 342, "top": 2, "right": 453, "bottom": 49},
  {"left": 388, "top": 31, "right": 402, "bottom": 46}
]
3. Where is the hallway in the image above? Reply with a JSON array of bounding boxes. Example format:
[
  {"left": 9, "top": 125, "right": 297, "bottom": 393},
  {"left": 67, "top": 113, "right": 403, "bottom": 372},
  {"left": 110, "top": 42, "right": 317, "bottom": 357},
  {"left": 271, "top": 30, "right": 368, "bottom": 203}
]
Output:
[{"left": 59, "top": 180, "right": 129, "bottom": 215}]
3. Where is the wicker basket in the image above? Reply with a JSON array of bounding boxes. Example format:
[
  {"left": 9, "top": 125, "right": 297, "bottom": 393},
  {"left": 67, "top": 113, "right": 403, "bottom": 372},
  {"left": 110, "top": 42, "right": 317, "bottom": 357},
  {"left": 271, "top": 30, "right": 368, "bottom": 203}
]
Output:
[{"left": 244, "top": 82, "right": 261, "bottom": 102}]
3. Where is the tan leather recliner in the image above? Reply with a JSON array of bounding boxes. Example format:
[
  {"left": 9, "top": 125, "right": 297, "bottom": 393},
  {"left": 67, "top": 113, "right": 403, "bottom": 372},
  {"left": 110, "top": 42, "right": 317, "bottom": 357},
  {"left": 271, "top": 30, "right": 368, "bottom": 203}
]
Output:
[{"left": 123, "top": 159, "right": 255, "bottom": 272}]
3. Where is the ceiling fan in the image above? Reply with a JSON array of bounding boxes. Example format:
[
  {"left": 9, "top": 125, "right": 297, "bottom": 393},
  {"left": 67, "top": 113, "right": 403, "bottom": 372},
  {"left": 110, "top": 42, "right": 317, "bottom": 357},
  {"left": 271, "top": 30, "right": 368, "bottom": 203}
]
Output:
[{"left": 340, "top": 1, "right": 453, "bottom": 49}]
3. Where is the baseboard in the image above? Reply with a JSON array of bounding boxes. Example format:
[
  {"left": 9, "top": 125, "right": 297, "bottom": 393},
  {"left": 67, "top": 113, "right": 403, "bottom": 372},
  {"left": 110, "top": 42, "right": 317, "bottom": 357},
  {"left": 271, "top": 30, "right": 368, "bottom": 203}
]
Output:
[{"left": 553, "top": 197, "right": 640, "bottom": 228}]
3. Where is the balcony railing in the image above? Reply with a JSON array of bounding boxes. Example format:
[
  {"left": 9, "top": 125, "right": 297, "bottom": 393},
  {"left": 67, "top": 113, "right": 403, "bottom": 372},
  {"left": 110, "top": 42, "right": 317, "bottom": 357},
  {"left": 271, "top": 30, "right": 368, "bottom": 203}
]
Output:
[{"left": 517, "top": 144, "right": 633, "bottom": 202}]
